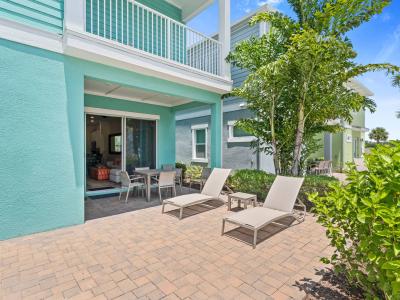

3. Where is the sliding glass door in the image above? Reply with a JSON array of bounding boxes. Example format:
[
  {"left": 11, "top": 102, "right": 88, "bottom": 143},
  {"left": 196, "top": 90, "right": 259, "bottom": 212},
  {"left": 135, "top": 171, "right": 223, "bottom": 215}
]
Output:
[{"left": 125, "top": 118, "right": 156, "bottom": 174}]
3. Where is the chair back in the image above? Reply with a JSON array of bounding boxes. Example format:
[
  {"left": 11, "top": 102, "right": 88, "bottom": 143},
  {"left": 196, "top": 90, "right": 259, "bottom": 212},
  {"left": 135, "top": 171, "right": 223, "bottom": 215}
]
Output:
[
  {"left": 318, "top": 161, "right": 325, "bottom": 169},
  {"left": 120, "top": 171, "right": 131, "bottom": 187},
  {"left": 162, "top": 164, "right": 174, "bottom": 171},
  {"left": 201, "top": 167, "right": 212, "bottom": 179},
  {"left": 201, "top": 168, "right": 231, "bottom": 198},
  {"left": 135, "top": 167, "right": 150, "bottom": 171},
  {"left": 175, "top": 168, "right": 182, "bottom": 178},
  {"left": 263, "top": 176, "right": 304, "bottom": 212},
  {"left": 158, "top": 171, "right": 176, "bottom": 187}
]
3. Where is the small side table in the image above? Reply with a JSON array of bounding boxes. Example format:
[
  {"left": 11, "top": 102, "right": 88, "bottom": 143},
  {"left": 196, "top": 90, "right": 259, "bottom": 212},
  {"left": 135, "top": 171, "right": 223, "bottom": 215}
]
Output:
[{"left": 227, "top": 192, "right": 257, "bottom": 211}]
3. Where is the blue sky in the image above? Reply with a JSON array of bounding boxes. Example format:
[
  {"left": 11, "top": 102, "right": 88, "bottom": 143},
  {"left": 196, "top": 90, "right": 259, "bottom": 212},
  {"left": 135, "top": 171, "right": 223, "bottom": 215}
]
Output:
[{"left": 189, "top": 0, "right": 400, "bottom": 140}]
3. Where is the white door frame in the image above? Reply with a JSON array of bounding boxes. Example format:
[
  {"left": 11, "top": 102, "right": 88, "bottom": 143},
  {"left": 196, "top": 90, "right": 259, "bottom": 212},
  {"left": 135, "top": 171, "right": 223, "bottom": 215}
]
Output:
[{"left": 84, "top": 107, "right": 159, "bottom": 193}]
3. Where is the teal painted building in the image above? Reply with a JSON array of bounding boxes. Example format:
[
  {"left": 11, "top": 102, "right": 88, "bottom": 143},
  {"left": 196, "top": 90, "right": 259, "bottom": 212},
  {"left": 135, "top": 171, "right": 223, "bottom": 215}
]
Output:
[{"left": 0, "top": 0, "right": 232, "bottom": 239}]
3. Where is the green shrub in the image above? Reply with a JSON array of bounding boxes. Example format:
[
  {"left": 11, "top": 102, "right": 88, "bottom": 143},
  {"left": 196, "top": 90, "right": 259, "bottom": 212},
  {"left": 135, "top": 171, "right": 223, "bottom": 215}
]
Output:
[
  {"left": 226, "top": 169, "right": 336, "bottom": 208},
  {"left": 185, "top": 165, "right": 202, "bottom": 180},
  {"left": 310, "top": 142, "right": 400, "bottom": 299}
]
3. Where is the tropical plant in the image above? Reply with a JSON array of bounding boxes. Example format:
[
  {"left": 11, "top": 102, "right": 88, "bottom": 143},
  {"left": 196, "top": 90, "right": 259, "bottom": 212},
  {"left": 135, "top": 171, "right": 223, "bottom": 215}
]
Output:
[
  {"left": 227, "top": 0, "right": 400, "bottom": 176},
  {"left": 185, "top": 165, "right": 202, "bottom": 180},
  {"left": 226, "top": 169, "right": 337, "bottom": 208},
  {"left": 310, "top": 142, "right": 400, "bottom": 299},
  {"left": 369, "top": 127, "right": 389, "bottom": 144}
]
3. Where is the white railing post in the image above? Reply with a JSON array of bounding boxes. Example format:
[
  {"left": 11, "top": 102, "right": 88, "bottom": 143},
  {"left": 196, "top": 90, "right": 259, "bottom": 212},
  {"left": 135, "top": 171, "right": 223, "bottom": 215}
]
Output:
[
  {"left": 218, "top": 0, "right": 230, "bottom": 78},
  {"left": 64, "top": 0, "right": 85, "bottom": 32},
  {"left": 166, "top": 19, "right": 171, "bottom": 59}
]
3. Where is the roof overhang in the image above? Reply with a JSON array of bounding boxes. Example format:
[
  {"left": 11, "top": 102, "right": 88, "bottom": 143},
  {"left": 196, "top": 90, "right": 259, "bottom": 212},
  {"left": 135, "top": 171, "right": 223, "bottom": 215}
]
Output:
[
  {"left": 347, "top": 79, "right": 374, "bottom": 97},
  {"left": 165, "top": 0, "right": 214, "bottom": 22}
]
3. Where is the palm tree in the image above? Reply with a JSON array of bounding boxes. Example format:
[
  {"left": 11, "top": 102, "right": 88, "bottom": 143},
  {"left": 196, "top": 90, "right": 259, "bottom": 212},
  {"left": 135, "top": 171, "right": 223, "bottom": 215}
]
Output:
[{"left": 369, "top": 127, "right": 389, "bottom": 144}]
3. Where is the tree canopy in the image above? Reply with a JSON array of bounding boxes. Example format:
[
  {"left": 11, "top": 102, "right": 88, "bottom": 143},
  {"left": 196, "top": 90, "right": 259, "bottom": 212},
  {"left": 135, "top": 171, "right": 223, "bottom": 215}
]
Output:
[
  {"left": 227, "top": 0, "right": 400, "bottom": 175},
  {"left": 369, "top": 127, "right": 389, "bottom": 144}
]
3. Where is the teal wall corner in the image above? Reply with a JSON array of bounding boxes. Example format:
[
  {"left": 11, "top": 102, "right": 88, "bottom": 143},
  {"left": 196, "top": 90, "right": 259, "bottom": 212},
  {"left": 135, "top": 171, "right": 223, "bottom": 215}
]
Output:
[
  {"left": 0, "top": 38, "right": 222, "bottom": 239},
  {"left": 210, "top": 100, "right": 223, "bottom": 168}
]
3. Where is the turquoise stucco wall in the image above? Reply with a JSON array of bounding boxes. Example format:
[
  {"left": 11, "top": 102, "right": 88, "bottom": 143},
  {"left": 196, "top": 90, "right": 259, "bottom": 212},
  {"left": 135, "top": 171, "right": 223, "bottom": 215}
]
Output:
[
  {"left": 0, "top": 39, "right": 84, "bottom": 240},
  {"left": 84, "top": 94, "right": 176, "bottom": 167},
  {"left": 0, "top": 0, "right": 64, "bottom": 34},
  {"left": 0, "top": 39, "right": 221, "bottom": 240}
]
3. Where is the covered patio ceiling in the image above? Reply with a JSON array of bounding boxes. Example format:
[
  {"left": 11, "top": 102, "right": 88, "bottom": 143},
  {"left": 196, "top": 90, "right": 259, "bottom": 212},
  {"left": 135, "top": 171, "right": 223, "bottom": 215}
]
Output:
[
  {"left": 166, "top": 0, "right": 214, "bottom": 22},
  {"left": 84, "top": 78, "right": 192, "bottom": 107}
]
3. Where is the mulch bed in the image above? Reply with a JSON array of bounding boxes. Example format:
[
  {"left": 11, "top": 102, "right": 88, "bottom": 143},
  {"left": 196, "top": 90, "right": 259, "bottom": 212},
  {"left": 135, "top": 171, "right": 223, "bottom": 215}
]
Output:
[{"left": 295, "top": 269, "right": 365, "bottom": 300}]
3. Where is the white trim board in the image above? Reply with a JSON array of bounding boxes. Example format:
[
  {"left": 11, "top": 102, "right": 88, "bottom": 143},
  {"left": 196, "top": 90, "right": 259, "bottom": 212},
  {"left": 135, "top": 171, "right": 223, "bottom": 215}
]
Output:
[
  {"left": 0, "top": 17, "right": 63, "bottom": 53},
  {"left": 84, "top": 107, "right": 160, "bottom": 120},
  {"left": 0, "top": 17, "right": 232, "bottom": 95},
  {"left": 85, "top": 91, "right": 175, "bottom": 108}
]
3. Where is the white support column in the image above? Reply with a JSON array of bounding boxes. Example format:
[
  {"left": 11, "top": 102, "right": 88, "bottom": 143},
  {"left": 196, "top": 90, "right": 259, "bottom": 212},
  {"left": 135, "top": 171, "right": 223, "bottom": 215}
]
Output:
[
  {"left": 219, "top": 0, "right": 231, "bottom": 79},
  {"left": 64, "top": 0, "right": 85, "bottom": 32}
]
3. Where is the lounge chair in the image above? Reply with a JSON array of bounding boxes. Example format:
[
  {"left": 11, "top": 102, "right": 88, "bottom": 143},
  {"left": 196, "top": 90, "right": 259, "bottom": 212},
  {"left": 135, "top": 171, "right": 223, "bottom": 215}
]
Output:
[
  {"left": 222, "top": 176, "right": 305, "bottom": 248},
  {"left": 162, "top": 168, "right": 231, "bottom": 219},
  {"left": 354, "top": 158, "right": 368, "bottom": 171}
]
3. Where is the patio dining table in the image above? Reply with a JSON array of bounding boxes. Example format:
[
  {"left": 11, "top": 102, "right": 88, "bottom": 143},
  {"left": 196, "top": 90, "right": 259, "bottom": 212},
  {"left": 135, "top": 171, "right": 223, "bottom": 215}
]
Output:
[{"left": 134, "top": 169, "right": 176, "bottom": 202}]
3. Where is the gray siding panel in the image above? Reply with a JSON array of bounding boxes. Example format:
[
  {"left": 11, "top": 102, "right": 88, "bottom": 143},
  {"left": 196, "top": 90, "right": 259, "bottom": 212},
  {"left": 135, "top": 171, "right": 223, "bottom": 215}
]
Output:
[
  {"left": 223, "top": 110, "right": 257, "bottom": 170},
  {"left": 231, "top": 23, "right": 259, "bottom": 88},
  {"left": 175, "top": 19, "right": 262, "bottom": 170},
  {"left": 176, "top": 116, "right": 211, "bottom": 166}
]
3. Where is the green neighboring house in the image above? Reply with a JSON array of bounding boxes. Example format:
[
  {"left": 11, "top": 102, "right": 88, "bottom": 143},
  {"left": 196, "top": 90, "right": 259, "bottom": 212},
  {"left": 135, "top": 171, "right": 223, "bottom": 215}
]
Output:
[
  {"left": 311, "top": 79, "right": 373, "bottom": 171},
  {"left": 0, "top": 0, "right": 232, "bottom": 240}
]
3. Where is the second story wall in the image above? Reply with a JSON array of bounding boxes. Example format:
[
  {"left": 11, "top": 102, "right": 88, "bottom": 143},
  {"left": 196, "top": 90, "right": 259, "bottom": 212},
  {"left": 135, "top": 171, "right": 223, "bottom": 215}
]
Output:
[
  {"left": 231, "top": 21, "right": 260, "bottom": 89},
  {"left": 0, "top": 0, "right": 64, "bottom": 34}
]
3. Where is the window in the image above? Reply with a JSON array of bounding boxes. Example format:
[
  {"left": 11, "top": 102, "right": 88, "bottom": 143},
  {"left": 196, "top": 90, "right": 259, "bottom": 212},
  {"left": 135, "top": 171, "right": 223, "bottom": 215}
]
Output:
[
  {"left": 191, "top": 124, "right": 208, "bottom": 162},
  {"left": 109, "top": 134, "right": 122, "bottom": 154},
  {"left": 227, "top": 120, "right": 256, "bottom": 143}
]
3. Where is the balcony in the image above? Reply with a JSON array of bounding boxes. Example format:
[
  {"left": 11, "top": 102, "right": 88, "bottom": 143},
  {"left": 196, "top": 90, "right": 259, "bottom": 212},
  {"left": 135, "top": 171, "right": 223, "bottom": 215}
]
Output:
[
  {"left": 85, "top": 0, "right": 222, "bottom": 76},
  {"left": 64, "top": 0, "right": 231, "bottom": 93}
]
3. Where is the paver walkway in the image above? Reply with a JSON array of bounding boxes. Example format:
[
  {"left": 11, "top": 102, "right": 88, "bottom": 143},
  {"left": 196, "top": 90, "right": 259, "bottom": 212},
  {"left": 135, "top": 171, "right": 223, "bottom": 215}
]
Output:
[{"left": 1, "top": 202, "right": 332, "bottom": 300}]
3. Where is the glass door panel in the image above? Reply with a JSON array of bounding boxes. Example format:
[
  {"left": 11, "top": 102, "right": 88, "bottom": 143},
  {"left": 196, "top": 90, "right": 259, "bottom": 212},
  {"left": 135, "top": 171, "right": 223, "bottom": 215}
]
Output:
[{"left": 125, "top": 118, "right": 156, "bottom": 174}]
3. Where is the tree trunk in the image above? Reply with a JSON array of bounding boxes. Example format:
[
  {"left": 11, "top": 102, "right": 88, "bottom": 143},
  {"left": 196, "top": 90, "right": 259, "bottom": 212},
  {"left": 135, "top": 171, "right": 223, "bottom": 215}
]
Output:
[
  {"left": 291, "top": 103, "right": 305, "bottom": 176},
  {"left": 270, "top": 99, "right": 281, "bottom": 175},
  {"left": 272, "top": 144, "right": 281, "bottom": 175}
]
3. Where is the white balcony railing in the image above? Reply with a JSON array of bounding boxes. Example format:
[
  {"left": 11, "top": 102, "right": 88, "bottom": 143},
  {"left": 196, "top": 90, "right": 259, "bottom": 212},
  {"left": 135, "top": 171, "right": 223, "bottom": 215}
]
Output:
[{"left": 85, "top": 0, "right": 222, "bottom": 76}]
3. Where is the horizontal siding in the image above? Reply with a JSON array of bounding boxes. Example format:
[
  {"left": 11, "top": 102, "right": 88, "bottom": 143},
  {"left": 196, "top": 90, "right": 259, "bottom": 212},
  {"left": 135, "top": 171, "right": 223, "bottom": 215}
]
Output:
[
  {"left": 231, "top": 23, "right": 259, "bottom": 88},
  {"left": 0, "top": 0, "right": 63, "bottom": 34}
]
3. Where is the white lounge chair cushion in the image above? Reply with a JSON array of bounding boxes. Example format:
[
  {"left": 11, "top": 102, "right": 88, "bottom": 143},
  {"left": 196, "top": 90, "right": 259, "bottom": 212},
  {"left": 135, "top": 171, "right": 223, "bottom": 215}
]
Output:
[
  {"left": 163, "top": 193, "right": 214, "bottom": 207},
  {"left": 224, "top": 207, "right": 290, "bottom": 229}
]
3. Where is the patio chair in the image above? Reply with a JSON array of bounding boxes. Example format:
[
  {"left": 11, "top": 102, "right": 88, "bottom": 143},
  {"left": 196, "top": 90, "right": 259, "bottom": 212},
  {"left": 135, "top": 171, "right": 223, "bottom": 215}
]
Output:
[
  {"left": 175, "top": 168, "right": 183, "bottom": 191},
  {"left": 162, "top": 164, "right": 175, "bottom": 171},
  {"left": 189, "top": 167, "right": 211, "bottom": 191},
  {"left": 154, "top": 171, "right": 176, "bottom": 203},
  {"left": 135, "top": 166, "right": 158, "bottom": 182},
  {"left": 119, "top": 171, "right": 146, "bottom": 203},
  {"left": 162, "top": 168, "right": 231, "bottom": 220},
  {"left": 222, "top": 176, "right": 305, "bottom": 248},
  {"left": 310, "top": 161, "right": 325, "bottom": 175}
]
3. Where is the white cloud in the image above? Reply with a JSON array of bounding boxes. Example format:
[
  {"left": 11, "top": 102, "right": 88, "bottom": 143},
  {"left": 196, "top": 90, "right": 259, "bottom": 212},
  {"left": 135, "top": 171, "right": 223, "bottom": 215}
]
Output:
[
  {"left": 236, "top": 0, "right": 283, "bottom": 14},
  {"left": 382, "top": 13, "right": 391, "bottom": 22},
  {"left": 376, "top": 24, "right": 400, "bottom": 62},
  {"left": 258, "top": 0, "right": 283, "bottom": 6}
]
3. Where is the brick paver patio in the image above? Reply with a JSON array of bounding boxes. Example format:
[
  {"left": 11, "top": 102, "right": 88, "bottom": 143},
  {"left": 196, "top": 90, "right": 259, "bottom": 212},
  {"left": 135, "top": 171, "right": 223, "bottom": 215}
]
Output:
[{"left": 1, "top": 201, "right": 332, "bottom": 300}]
